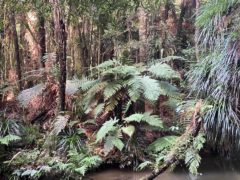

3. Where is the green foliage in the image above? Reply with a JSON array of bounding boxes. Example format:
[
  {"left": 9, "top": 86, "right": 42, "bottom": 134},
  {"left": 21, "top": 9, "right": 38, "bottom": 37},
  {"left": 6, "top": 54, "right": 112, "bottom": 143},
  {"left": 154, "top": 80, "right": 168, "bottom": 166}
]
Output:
[
  {"left": 185, "top": 134, "right": 206, "bottom": 175},
  {"left": 147, "top": 136, "right": 178, "bottom": 153},
  {"left": 75, "top": 59, "right": 180, "bottom": 118},
  {"left": 185, "top": 149, "right": 201, "bottom": 175},
  {"left": 13, "top": 166, "right": 51, "bottom": 180},
  {"left": 44, "top": 114, "right": 70, "bottom": 150},
  {"left": 121, "top": 125, "right": 135, "bottom": 137},
  {"left": 95, "top": 118, "right": 124, "bottom": 155},
  {"left": 124, "top": 113, "right": 163, "bottom": 128},
  {"left": 189, "top": 0, "right": 240, "bottom": 151},
  {"left": 0, "top": 134, "right": 21, "bottom": 145},
  {"left": 52, "top": 149, "right": 102, "bottom": 176},
  {"left": 96, "top": 118, "right": 119, "bottom": 142},
  {"left": 139, "top": 76, "right": 161, "bottom": 102},
  {"left": 149, "top": 63, "right": 180, "bottom": 80},
  {"left": 137, "top": 161, "right": 153, "bottom": 171}
]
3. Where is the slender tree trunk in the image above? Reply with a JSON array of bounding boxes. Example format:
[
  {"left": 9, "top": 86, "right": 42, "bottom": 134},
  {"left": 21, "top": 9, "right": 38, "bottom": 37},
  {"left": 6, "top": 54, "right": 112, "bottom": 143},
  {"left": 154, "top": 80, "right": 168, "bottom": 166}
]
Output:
[
  {"left": 195, "top": 0, "right": 200, "bottom": 61},
  {"left": 10, "top": 12, "right": 22, "bottom": 90},
  {"left": 50, "top": 0, "right": 67, "bottom": 111},
  {"left": 138, "top": 7, "right": 148, "bottom": 62},
  {"left": 38, "top": 13, "right": 46, "bottom": 67}
]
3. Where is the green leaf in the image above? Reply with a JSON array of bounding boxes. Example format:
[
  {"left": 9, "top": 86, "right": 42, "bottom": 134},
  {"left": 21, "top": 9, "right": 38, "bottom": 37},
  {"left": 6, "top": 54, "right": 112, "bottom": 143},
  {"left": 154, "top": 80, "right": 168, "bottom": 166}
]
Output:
[
  {"left": 137, "top": 161, "right": 152, "bottom": 171},
  {"left": 0, "top": 134, "right": 21, "bottom": 145},
  {"left": 104, "top": 136, "right": 115, "bottom": 154},
  {"left": 125, "top": 113, "right": 144, "bottom": 123},
  {"left": 96, "top": 118, "right": 118, "bottom": 142},
  {"left": 148, "top": 136, "right": 178, "bottom": 152},
  {"left": 112, "top": 138, "right": 124, "bottom": 151},
  {"left": 121, "top": 125, "right": 135, "bottom": 137},
  {"left": 75, "top": 165, "right": 87, "bottom": 176}
]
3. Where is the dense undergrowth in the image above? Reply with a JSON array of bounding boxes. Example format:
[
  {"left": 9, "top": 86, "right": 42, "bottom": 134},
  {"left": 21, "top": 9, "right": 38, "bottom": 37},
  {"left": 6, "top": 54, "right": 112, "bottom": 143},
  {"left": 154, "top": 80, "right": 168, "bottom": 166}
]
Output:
[{"left": 0, "top": 58, "right": 206, "bottom": 179}]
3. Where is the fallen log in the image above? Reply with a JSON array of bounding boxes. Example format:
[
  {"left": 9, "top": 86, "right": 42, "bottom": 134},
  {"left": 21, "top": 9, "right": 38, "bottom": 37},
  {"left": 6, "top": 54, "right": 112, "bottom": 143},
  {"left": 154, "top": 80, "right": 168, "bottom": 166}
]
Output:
[{"left": 141, "top": 100, "right": 203, "bottom": 180}]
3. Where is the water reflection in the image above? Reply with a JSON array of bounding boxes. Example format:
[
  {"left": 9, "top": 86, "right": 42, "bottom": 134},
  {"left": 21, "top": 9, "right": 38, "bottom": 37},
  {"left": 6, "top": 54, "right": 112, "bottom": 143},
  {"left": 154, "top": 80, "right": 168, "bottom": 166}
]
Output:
[{"left": 89, "top": 156, "right": 240, "bottom": 180}]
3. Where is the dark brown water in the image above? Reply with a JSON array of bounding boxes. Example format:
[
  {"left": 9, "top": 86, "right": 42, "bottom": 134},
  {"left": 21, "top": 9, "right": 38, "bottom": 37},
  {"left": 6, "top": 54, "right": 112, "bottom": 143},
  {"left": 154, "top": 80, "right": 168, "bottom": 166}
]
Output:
[{"left": 89, "top": 156, "right": 240, "bottom": 180}]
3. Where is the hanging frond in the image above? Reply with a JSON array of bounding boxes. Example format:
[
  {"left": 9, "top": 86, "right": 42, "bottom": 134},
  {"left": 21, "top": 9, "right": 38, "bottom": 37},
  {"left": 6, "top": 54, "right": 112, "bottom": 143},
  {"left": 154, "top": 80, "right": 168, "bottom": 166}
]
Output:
[
  {"left": 0, "top": 134, "right": 21, "bottom": 145},
  {"left": 126, "top": 77, "right": 142, "bottom": 102},
  {"left": 139, "top": 76, "right": 161, "bottom": 102},
  {"left": 51, "top": 115, "right": 70, "bottom": 136},
  {"left": 104, "top": 135, "right": 124, "bottom": 155},
  {"left": 147, "top": 136, "right": 178, "bottom": 153},
  {"left": 96, "top": 118, "right": 118, "bottom": 142},
  {"left": 159, "top": 81, "right": 180, "bottom": 98},
  {"left": 103, "top": 82, "right": 123, "bottom": 100},
  {"left": 124, "top": 113, "right": 163, "bottom": 128},
  {"left": 66, "top": 77, "right": 98, "bottom": 95},
  {"left": 149, "top": 63, "right": 180, "bottom": 80}
]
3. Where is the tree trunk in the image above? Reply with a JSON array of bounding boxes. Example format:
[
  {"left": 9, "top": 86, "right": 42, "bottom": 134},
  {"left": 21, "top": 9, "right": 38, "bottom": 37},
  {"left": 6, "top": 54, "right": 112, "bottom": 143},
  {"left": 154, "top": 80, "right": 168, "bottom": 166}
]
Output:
[
  {"left": 195, "top": 0, "right": 200, "bottom": 61},
  {"left": 50, "top": 0, "right": 67, "bottom": 111},
  {"left": 38, "top": 13, "right": 46, "bottom": 67},
  {"left": 10, "top": 12, "right": 22, "bottom": 91},
  {"left": 138, "top": 7, "right": 148, "bottom": 63}
]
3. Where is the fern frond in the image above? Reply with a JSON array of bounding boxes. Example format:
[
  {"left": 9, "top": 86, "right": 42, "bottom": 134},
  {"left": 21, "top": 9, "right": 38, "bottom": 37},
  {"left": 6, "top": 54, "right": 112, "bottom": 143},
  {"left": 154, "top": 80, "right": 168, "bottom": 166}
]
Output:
[
  {"left": 96, "top": 118, "right": 118, "bottom": 142},
  {"left": 94, "top": 59, "right": 119, "bottom": 72},
  {"left": 147, "top": 136, "right": 178, "bottom": 153},
  {"left": 137, "top": 161, "right": 153, "bottom": 171},
  {"left": 103, "top": 82, "right": 123, "bottom": 100},
  {"left": 0, "top": 134, "right": 21, "bottom": 145},
  {"left": 149, "top": 63, "right": 180, "bottom": 80},
  {"left": 127, "top": 77, "right": 142, "bottom": 102},
  {"left": 93, "top": 103, "right": 105, "bottom": 118},
  {"left": 124, "top": 113, "right": 163, "bottom": 128},
  {"left": 104, "top": 135, "right": 124, "bottom": 155},
  {"left": 66, "top": 77, "right": 98, "bottom": 95},
  {"left": 159, "top": 81, "right": 180, "bottom": 98},
  {"left": 51, "top": 115, "right": 70, "bottom": 136},
  {"left": 185, "top": 149, "right": 201, "bottom": 175},
  {"left": 139, "top": 76, "right": 161, "bottom": 102}
]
